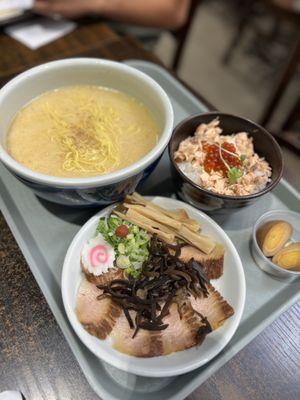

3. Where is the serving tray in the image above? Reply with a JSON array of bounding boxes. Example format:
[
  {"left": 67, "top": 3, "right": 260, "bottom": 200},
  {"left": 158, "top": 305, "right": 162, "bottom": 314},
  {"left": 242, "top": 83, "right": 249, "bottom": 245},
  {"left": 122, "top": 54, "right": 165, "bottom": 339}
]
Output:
[{"left": 0, "top": 60, "right": 299, "bottom": 400}]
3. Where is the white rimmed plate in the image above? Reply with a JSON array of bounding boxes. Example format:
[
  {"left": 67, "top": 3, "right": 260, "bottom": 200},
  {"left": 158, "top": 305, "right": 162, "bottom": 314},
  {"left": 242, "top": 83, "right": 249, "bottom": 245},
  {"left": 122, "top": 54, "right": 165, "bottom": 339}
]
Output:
[{"left": 62, "top": 197, "right": 245, "bottom": 377}]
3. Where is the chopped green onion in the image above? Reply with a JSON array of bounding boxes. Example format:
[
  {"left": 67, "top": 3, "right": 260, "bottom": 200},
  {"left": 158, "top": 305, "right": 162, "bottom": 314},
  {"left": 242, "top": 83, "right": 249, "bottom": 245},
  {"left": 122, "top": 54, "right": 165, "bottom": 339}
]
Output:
[
  {"left": 239, "top": 154, "right": 246, "bottom": 164},
  {"left": 227, "top": 167, "right": 243, "bottom": 184},
  {"left": 96, "top": 215, "right": 149, "bottom": 277}
]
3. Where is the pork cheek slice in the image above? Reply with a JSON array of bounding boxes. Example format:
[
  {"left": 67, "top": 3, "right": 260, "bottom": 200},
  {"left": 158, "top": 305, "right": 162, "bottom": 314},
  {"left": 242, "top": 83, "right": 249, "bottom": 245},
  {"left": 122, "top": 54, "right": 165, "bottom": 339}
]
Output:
[{"left": 76, "top": 278, "right": 121, "bottom": 340}]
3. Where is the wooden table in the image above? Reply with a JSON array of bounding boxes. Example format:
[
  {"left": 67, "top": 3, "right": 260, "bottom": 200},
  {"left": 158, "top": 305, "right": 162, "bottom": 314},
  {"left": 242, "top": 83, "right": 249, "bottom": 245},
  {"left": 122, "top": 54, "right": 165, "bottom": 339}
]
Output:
[{"left": 0, "top": 21, "right": 299, "bottom": 400}]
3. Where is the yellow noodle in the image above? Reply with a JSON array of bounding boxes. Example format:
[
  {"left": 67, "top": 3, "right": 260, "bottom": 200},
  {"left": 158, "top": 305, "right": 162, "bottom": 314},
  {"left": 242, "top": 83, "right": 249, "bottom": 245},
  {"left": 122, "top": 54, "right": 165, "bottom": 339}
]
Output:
[
  {"left": 6, "top": 86, "right": 159, "bottom": 178},
  {"left": 45, "top": 101, "right": 120, "bottom": 173}
]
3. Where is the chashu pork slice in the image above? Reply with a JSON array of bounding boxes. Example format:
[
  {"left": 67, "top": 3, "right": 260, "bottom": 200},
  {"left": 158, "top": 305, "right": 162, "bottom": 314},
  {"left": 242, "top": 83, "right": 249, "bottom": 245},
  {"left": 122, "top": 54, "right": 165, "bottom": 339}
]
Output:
[
  {"left": 76, "top": 278, "right": 121, "bottom": 340},
  {"left": 81, "top": 260, "right": 124, "bottom": 285},
  {"left": 110, "top": 310, "right": 163, "bottom": 358},
  {"left": 179, "top": 244, "right": 225, "bottom": 280},
  {"left": 160, "top": 300, "right": 211, "bottom": 355},
  {"left": 110, "top": 299, "right": 211, "bottom": 357},
  {"left": 110, "top": 285, "right": 233, "bottom": 357},
  {"left": 190, "top": 285, "right": 234, "bottom": 330},
  {"left": 76, "top": 276, "right": 233, "bottom": 356}
]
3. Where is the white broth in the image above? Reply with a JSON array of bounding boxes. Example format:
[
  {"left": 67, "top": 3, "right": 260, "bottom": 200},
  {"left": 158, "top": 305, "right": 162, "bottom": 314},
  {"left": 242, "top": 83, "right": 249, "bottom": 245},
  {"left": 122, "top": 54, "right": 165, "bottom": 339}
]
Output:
[{"left": 6, "top": 85, "right": 159, "bottom": 178}]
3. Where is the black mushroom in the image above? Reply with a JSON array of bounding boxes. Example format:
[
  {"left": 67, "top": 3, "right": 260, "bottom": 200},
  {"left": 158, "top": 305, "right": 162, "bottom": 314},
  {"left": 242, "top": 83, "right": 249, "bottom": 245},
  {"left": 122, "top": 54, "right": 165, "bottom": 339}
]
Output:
[{"left": 97, "top": 235, "right": 209, "bottom": 337}]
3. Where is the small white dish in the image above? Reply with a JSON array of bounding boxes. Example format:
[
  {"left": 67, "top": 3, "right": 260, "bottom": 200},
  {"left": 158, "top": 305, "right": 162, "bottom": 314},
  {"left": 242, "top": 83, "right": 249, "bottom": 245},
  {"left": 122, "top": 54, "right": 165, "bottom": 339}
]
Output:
[
  {"left": 252, "top": 210, "right": 300, "bottom": 280},
  {"left": 62, "top": 197, "right": 246, "bottom": 377}
]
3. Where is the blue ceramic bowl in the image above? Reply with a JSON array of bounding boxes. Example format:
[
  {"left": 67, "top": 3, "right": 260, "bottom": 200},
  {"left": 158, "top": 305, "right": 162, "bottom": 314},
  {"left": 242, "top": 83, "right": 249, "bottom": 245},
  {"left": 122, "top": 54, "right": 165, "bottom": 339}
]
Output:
[{"left": 0, "top": 58, "right": 173, "bottom": 206}]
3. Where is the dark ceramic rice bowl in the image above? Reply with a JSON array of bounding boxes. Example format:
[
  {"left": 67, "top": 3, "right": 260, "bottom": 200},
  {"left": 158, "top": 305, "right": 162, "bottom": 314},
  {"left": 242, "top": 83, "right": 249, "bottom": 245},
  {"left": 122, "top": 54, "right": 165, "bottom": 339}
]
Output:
[{"left": 169, "top": 112, "right": 283, "bottom": 213}]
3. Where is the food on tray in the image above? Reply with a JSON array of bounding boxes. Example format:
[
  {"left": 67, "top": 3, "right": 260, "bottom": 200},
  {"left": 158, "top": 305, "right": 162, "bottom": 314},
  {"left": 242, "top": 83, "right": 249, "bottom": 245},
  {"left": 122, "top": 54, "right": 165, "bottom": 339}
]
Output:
[
  {"left": 272, "top": 243, "right": 300, "bottom": 271},
  {"left": 179, "top": 243, "right": 225, "bottom": 280},
  {"left": 6, "top": 85, "right": 158, "bottom": 178},
  {"left": 174, "top": 118, "right": 272, "bottom": 196},
  {"left": 114, "top": 192, "right": 214, "bottom": 254},
  {"left": 256, "top": 218, "right": 300, "bottom": 271},
  {"left": 81, "top": 235, "right": 115, "bottom": 276},
  {"left": 256, "top": 220, "right": 292, "bottom": 257},
  {"left": 77, "top": 278, "right": 122, "bottom": 340},
  {"left": 75, "top": 193, "right": 234, "bottom": 357},
  {"left": 96, "top": 214, "right": 150, "bottom": 278}
]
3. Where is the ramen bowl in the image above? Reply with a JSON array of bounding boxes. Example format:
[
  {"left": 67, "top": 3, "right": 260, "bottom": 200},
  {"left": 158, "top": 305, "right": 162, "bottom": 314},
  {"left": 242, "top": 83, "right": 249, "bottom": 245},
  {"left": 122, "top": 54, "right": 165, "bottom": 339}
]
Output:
[{"left": 0, "top": 58, "right": 174, "bottom": 206}]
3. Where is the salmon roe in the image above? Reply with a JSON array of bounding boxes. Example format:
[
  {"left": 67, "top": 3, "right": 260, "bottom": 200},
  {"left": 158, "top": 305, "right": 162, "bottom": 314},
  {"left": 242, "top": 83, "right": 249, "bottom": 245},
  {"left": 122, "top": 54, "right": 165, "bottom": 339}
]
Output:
[{"left": 203, "top": 142, "right": 242, "bottom": 177}]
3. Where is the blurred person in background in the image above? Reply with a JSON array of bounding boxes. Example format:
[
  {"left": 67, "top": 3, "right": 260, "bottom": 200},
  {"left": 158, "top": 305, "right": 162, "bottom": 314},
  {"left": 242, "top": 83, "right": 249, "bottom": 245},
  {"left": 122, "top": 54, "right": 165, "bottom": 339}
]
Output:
[
  {"left": 273, "top": 0, "right": 300, "bottom": 11},
  {"left": 33, "top": 0, "right": 191, "bottom": 45}
]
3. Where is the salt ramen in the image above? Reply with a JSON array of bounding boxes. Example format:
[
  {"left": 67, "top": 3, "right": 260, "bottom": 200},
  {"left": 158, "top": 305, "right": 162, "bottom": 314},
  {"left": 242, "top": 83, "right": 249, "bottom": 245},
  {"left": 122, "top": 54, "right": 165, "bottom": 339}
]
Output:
[{"left": 6, "top": 85, "right": 159, "bottom": 178}]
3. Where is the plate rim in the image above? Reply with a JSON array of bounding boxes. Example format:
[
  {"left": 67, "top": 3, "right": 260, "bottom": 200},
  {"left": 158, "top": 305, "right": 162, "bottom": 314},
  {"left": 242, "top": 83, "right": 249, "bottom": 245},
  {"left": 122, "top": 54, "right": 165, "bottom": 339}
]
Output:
[{"left": 61, "top": 196, "right": 246, "bottom": 377}]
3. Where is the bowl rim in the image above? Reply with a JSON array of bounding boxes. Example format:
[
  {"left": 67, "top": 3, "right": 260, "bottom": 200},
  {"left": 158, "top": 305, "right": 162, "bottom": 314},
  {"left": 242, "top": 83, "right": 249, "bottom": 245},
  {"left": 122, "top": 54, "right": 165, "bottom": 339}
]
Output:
[
  {"left": 252, "top": 209, "right": 300, "bottom": 276},
  {"left": 0, "top": 58, "right": 174, "bottom": 188},
  {"left": 168, "top": 111, "right": 284, "bottom": 200}
]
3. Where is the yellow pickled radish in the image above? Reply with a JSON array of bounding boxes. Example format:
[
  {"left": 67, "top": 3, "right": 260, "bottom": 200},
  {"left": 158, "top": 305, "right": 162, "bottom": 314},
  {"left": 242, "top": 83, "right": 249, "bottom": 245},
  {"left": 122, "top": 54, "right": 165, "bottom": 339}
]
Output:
[
  {"left": 256, "top": 220, "right": 292, "bottom": 257},
  {"left": 272, "top": 243, "right": 300, "bottom": 271}
]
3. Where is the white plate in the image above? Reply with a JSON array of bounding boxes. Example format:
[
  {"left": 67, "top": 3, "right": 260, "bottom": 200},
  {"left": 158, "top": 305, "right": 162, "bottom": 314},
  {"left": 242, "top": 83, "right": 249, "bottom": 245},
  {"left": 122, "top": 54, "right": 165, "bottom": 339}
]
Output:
[{"left": 62, "top": 197, "right": 246, "bottom": 377}]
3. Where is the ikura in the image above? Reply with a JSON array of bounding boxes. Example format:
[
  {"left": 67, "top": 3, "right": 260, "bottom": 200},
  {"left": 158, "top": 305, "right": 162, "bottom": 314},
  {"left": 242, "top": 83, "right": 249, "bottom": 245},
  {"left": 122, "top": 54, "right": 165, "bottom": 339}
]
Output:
[
  {"left": 115, "top": 224, "right": 129, "bottom": 238},
  {"left": 203, "top": 142, "right": 242, "bottom": 177}
]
